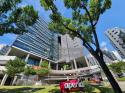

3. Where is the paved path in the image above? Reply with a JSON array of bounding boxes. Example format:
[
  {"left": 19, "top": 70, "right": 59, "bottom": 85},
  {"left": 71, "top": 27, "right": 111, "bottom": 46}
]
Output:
[
  {"left": 118, "top": 81, "right": 125, "bottom": 92},
  {"left": 103, "top": 81, "right": 125, "bottom": 92}
]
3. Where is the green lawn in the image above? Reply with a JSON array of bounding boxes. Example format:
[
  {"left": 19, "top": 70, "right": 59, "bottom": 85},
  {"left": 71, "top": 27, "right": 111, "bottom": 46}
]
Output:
[
  {"left": 0, "top": 85, "right": 57, "bottom": 93},
  {"left": 117, "top": 77, "right": 125, "bottom": 81},
  {"left": 0, "top": 84, "right": 114, "bottom": 93}
]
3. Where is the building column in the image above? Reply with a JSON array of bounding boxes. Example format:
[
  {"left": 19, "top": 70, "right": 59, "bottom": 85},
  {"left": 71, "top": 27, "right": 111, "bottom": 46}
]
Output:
[
  {"left": 48, "top": 61, "right": 51, "bottom": 69},
  {"left": 5, "top": 47, "right": 12, "bottom": 56},
  {"left": 71, "top": 62, "right": 74, "bottom": 69},
  {"left": 12, "top": 76, "right": 18, "bottom": 85},
  {"left": 25, "top": 54, "right": 30, "bottom": 62},
  {"left": 22, "top": 54, "right": 30, "bottom": 80},
  {"left": 39, "top": 58, "right": 42, "bottom": 66},
  {"left": 67, "top": 76, "right": 69, "bottom": 81},
  {"left": 85, "top": 57, "right": 90, "bottom": 67},
  {"left": 56, "top": 63, "right": 58, "bottom": 70},
  {"left": 1, "top": 74, "right": 8, "bottom": 85},
  {"left": 20, "top": 73, "right": 24, "bottom": 80},
  {"left": 73, "top": 59, "right": 77, "bottom": 69},
  {"left": 74, "top": 59, "right": 79, "bottom": 77}
]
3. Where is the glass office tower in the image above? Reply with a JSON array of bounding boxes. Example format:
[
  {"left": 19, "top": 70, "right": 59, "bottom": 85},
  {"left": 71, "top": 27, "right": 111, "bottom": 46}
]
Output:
[{"left": 13, "top": 18, "right": 59, "bottom": 61}]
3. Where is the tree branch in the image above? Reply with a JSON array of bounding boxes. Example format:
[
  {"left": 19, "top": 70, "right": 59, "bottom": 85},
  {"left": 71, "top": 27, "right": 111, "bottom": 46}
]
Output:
[
  {"left": 93, "top": 16, "right": 99, "bottom": 26},
  {"left": 81, "top": 4, "right": 100, "bottom": 52},
  {"left": 93, "top": 12, "right": 101, "bottom": 26},
  {"left": 45, "top": 0, "right": 95, "bottom": 53},
  {"left": 62, "top": 24, "right": 95, "bottom": 52}
]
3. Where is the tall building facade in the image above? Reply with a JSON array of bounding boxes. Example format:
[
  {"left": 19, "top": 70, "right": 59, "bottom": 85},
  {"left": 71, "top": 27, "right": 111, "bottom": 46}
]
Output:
[
  {"left": 59, "top": 34, "right": 83, "bottom": 62},
  {"left": 8, "top": 18, "right": 59, "bottom": 66},
  {"left": 86, "top": 52, "right": 115, "bottom": 66},
  {"left": 105, "top": 27, "right": 125, "bottom": 58},
  {"left": 112, "top": 50, "right": 122, "bottom": 61},
  {"left": 102, "top": 50, "right": 117, "bottom": 61},
  {"left": 13, "top": 18, "right": 59, "bottom": 61}
]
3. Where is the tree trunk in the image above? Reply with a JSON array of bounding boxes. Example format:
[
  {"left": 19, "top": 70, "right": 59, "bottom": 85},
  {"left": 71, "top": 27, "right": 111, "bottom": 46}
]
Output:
[{"left": 93, "top": 52, "right": 122, "bottom": 93}]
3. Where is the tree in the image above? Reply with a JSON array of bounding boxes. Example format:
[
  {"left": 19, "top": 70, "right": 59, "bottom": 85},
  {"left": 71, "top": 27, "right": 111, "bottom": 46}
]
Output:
[
  {"left": 24, "top": 66, "right": 36, "bottom": 85},
  {"left": 5, "top": 58, "right": 26, "bottom": 76},
  {"left": 40, "top": 60, "right": 49, "bottom": 67},
  {"left": 63, "top": 64, "right": 70, "bottom": 70},
  {"left": 109, "top": 61, "right": 125, "bottom": 74},
  {"left": 5, "top": 58, "right": 26, "bottom": 85},
  {"left": 0, "top": 0, "right": 38, "bottom": 35},
  {"left": 36, "top": 60, "right": 49, "bottom": 76},
  {"left": 40, "top": 0, "right": 122, "bottom": 92},
  {"left": 36, "top": 68, "right": 49, "bottom": 76},
  {"left": 24, "top": 66, "right": 36, "bottom": 76}
]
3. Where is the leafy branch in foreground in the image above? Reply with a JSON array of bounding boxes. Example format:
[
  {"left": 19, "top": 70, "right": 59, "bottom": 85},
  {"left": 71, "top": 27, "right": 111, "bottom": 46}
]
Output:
[{"left": 0, "top": 0, "right": 38, "bottom": 35}]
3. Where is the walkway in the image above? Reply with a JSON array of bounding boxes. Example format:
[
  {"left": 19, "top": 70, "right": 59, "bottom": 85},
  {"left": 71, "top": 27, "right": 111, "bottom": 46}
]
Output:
[{"left": 118, "top": 81, "right": 125, "bottom": 92}]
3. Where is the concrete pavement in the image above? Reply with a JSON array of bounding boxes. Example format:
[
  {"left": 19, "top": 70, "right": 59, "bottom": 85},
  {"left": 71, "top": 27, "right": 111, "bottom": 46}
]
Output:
[{"left": 118, "top": 81, "right": 125, "bottom": 92}]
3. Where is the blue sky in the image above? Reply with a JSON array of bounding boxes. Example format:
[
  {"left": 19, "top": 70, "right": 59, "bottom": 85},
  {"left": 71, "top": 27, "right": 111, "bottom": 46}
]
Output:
[{"left": 0, "top": 0, "right": 125, "bottom": 51}]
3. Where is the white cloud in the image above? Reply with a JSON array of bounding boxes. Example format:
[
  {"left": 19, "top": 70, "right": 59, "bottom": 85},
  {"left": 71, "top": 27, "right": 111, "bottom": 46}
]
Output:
[
  {"left": 100, "top": 41, "right": 107, "bottom": 47},
  {"left": 100, "top": 41, "right": 108, "bottom": 51}
]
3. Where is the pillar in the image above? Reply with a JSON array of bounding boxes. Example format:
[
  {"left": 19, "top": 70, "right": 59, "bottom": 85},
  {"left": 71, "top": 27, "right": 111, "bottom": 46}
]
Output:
[
  {"left": 12, "top": 76, "right": 18, "bottom": 85},
  {"left": 25, "top": 54, "right": 30, "bottom": 62},
  {"left": 39, "top": 58, "right": 42, "bottom": 66},
  {"left": 71, "top": 62, "right": 74, "bottom": 69},
  {"left": 74, "top": 59, "right": 79, "bottom": 77},
  {"left": 67, "top": 76, "right": 69, "bottom": 81},
  {"left": 73, "top": 59, "right": 77, "bottom": 69},
  {"left": 21, "top": 73, "right": 24, "bottom": 80},
  {"left": 48, "top": 61, "right": 51, "bottom": 69},
  {"left": 23, "top": 54, "right": 30, "bottom": 80},
  {"left": 56, "top": 63, "right": 58, "bottom": 70},
  {"left": 5, "top": 47, "right": 12, "bottom": 56},
  {"left": 1, "top": 74, "right": 8, "bottom": 85},
  {"left": 84, "top": 57, "right": 90, "bottom": 67}
]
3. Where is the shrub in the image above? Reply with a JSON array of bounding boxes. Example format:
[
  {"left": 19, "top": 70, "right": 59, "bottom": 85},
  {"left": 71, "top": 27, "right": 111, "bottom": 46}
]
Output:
[
  {"left": 36, "top": 68, "right": 49, "bottom": 76},
  {"left": 24, "top": 66, "right": 36, "bottom": 75},
  {"left": 40, "top": 60, "right": 49, "bottom": 68},
  {"left": 5, "top": 58, "right": 26, "bottom": 76}
]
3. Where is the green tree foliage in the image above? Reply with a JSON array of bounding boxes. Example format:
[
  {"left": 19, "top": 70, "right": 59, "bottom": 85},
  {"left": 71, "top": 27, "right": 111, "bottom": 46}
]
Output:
[
  {"left": 40, "top": 60, "right": 49, "bottom": 68},
  {"left": 36, "top": 60, "right": 49, "bottom": 76},
  {"left": 109, "top": 61, "right": 125, "bottom": 74},
  {"left": 40, "top": 0, "right": 111, "bottom": 42},
  {"left": 0, "top": 0, "right": 38, "bottom": 35},
  {"left": 5, "top": 58, "right": 26, "bottom": 76},
  {"left": 63, "top": 64, "right": 70, "bottom": 70},
  {"left": 24, "top": 66, "right": 36, "bottom": 75},
  {"left": 36, "top": 68, "right": 49, "bottom": 76}
]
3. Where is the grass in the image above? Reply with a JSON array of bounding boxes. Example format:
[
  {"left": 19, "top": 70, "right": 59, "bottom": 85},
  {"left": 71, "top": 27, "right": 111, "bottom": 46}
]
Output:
[
  {"left": 0, "top": 84, "right": 114, "bottom": 93},
  {"left": 0, "top": 85, "right": 58, "bottom": 93},
  {"left": 117, "top": 77, "right": 125, "bottom": 81}
]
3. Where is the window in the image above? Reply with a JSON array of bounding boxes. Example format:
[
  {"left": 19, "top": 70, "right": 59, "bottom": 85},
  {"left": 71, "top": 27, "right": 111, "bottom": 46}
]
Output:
[{"left": 114, "top": 32, "right": 118, "bottom": 34}]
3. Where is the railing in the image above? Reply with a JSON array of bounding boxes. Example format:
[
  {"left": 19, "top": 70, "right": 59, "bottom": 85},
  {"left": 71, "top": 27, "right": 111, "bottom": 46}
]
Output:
[{"left": 50, "top": 66, "right": 99, "bottom": 75}]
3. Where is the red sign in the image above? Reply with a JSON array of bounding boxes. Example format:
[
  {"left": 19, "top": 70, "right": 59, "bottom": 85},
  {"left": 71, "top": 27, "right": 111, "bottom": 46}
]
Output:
[{"left": 60, "top": 79, "right": 84, "bottom": 93}]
